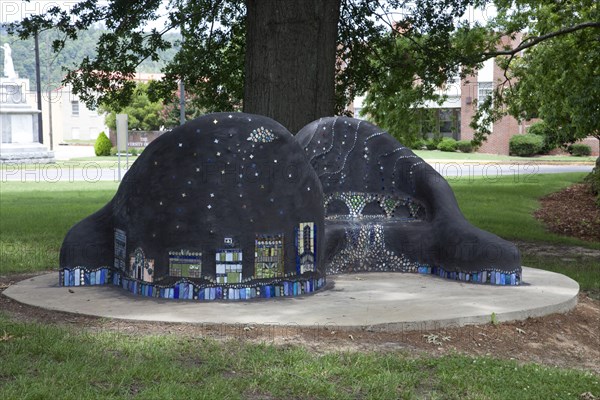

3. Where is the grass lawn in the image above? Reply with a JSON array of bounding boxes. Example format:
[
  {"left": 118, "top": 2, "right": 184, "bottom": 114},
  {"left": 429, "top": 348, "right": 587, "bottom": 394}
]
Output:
[
  {"left": 1, "top": 172, "right": 599, "bottom": 398},
  {"left": 450, "top": 172, "right": 597, "bottom": 247},
  {"left": 0, "top": 181, "right": 118, "bottom": 273},
  {"left": 0, "top": 316, "right": 598, "bottom": 400}
]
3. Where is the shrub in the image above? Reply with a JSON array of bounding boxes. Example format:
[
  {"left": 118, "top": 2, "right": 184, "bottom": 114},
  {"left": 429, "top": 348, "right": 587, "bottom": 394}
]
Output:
[
  {"left": 568, "top": 143, "right": 592, "bottom": 157},
  {"left": 436, "top": 138, "right": 458, "bottom": 152},
  {"left": 509, "top": 134, "right": 543, "bottom": 157},
  {"left": 527, "top": 121, "right": 556, "bottom": 154},
  {"left": 456, "top": 140, "right": 474, "bottom": 153},
  {"left": 585, "top": 157, "right": 600, "bottom": 207},
  {"left": 410, "top": 139, "right": 425, "bottom": 150},
  {"left": 94, "top": 132, "right": 112, "bottom": 156},
  {"left": 130, "top": 148, "right": 138, "bottom": 156},
  {"left": 109, "top": 146, "right": 118, "bottom": 156},
  {"left": 425, "top": 139, "right": 438, "bottom": 150}
]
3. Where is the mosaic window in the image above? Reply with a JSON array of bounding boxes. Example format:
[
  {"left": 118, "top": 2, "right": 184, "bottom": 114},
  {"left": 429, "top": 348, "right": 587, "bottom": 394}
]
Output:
[
  {"left": 169, "top": 250, "right": 202, "bottom": 278},
  {"left": 114, "top": 228, "right": 127, "bottom": 271},
  {"left": 254, "top": 234, "right": 284, "bottom": 279},
  {"left": 216, "top": 249, "right": 242, "bottom": 283},
  {"left": 323, "top": 192, "right": 425, "bottom": 220},
  {"left": 129, "top": 247, "right": 154, "bottom": 283},
  {"left": 296, "top": 223, "right": 316, "bottom": 274}
]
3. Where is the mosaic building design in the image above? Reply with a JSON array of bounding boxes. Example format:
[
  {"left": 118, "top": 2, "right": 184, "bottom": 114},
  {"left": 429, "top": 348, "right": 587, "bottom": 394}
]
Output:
[
  {"left": 168, "top": 250, "right": 202, "bottom": 278},
  {"left": 254, "top": 234, "right": 284, "bottom": 279},
  {"left": 296, "top": 222, "right": 316, "bottom": 274},
  {"left": 114, "top": 228, "right": 126, "bottom": 271},
  {"left": 129, "top": 247, "right": 154, "bottom": 283},
  {"left": 216, "top": 248, "right": 243, "bottom": 284}
]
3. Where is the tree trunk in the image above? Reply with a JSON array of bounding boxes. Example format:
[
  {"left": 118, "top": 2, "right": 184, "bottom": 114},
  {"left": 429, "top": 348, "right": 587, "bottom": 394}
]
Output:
[{"left": 243, "top": 0, "right": 340, "bottom": 133}]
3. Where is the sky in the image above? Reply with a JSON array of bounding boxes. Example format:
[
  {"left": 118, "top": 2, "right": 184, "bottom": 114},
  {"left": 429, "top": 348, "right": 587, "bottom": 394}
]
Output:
[
  {"left": 0, "top": 0, "right": 171, "bottom": 29},
  {"left": 1, "top": 0, "right": 497, "bottom": 27}
]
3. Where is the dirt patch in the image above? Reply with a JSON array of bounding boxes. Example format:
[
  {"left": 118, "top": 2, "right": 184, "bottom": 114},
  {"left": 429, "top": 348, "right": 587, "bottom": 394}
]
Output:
[
  {"left": 513, "top": 241, "right": 600, "bottom": 259},
  {"left": 1, "top": 272, "right": 598, "bottom": 375},
  {"left": 534, "top": 183, "right": 600, "bottom": 242}
]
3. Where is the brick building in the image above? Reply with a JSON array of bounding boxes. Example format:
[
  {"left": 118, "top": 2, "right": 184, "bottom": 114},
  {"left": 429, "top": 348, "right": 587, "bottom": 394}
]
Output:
[
  {"left": 459, "top": 57, "right": 599, "bottom": 156},
  {"left": 353, "top": 38, "right": 599, "bottom": 156}
]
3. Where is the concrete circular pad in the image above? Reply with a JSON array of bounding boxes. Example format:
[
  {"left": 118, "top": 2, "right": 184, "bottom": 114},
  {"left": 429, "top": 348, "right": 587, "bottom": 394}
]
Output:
[{"left": 3, "top": 267, "right": 578, "bottom": 331}]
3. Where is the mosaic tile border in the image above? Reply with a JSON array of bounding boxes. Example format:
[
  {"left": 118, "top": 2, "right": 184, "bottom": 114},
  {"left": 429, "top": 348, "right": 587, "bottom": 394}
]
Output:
[
  {"left": 417, "top": 266, "right": 521, "bottom": 286},
  {"left": 59, "top": 267, "right": 327, "bottom": 300}
]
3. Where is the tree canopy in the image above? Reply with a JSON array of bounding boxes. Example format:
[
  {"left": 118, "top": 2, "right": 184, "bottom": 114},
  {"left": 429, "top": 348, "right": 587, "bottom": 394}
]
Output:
[
  {"left": 471, "top": 0, "right": 598, "bottom": 148},
  {"left": 6, "top": 0, "right": 599, "bottom": 141},
  {"left": 100, "top": 82, "right": 165, "bottom": 131},
  {"left": 7, "top": 0, "right": 476, "bottom": 131}
]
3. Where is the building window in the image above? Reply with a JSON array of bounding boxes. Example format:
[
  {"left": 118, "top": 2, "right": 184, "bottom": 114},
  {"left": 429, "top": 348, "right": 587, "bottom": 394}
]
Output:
[
  {"left": 439, "top": 109, "right": 460, "bottom": 139},
  {"left": 216, "top": 248, "right": 243, "bottom": 283},
  {"left": 297, "top": 222, "right": 316, "bottom": 274},
  {"left": 477, "top": 82, "right": 493, "bottom": 105},
  {"left": 71, "top": 101, "right": 80, "bottom": 116},
  {"left": 303, "top": 226, "right": 311, "bottom": 254},
  {"left": 254, "top": 234, "right": 284, "bottom": 279},
  {"left": 168, "top": 250, "right": 202, "bottom": 278}
]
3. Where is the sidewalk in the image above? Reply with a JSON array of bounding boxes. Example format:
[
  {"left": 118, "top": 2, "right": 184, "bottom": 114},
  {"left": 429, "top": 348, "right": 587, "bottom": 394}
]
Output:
[{"left": 52, "top": 144, "right": 95, "bottom": 160}]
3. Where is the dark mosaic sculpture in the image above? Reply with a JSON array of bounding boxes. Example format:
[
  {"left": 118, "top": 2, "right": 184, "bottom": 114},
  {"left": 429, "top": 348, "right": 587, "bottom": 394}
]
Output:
[
  {"left": 60, "top": 113, "right": 326, "bottom": 299},
  {"left": 60, "top": 113, "right": 522, "bottom": 299},
  {"left": 296, "top": 117, "right": 522, "bottom": 285}
]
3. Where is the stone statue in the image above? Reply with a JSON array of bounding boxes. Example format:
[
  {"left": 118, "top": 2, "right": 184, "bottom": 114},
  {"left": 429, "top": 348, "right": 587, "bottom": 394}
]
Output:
[{"left": 0, "top": 43, "right": 18, "bottom": 79}]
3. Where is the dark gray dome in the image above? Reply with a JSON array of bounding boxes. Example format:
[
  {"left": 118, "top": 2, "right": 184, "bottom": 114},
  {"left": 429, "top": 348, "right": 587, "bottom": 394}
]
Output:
[
  {"left": 60, "top": 113, "right": 325, "bottom": 299},
  {"left": 297, "top": 117, "right": 521, "bottom": 285}
]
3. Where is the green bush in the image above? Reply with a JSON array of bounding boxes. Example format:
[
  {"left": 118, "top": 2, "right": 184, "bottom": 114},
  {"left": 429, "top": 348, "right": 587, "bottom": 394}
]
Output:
[
  {"left": 94, "top": 132, "right": 112, "bottom": 156},
  {"left": 568, "top": 143, "right": 592, "bottom": 157},
  {"left": 585, "top": 158, "right": 600, "bottom": 207},
  {"left": 456, "top": 140, "right": 474, "bottom": 153},
  {"left": 526, "top": 121, "right": 556, "bottom": 154},
  {"left": 409, "top": 139, "right": 425, "bottom": 150},
  {"left": 425, "top": 139, "right": 438, "bottom": 150},
  {"left": 110, "top": 146, "right": 118, "bottom": 156},
  {"left": 436, "top": 138, "right": 458, "bottom": 152},
  {"left": 130, "top": 148, "right": 138, "bottom": 156},
  {"left": 509, "top": 134, "right": 544, "bottom": 157}
]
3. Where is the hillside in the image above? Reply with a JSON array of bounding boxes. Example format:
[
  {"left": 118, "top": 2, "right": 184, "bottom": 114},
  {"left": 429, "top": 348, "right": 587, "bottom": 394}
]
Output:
[{"left": 0, "top": 26, "right": 179, "bottom": 89}]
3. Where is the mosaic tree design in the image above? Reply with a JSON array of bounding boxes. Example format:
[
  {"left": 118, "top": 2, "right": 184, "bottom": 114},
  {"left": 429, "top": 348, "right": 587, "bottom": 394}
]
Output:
[
  {"left": 59, "top": 113, "right": 326, "bottom": 299},
  {"left": 296, "top": 117, "right": 522, "bottom": 285}
]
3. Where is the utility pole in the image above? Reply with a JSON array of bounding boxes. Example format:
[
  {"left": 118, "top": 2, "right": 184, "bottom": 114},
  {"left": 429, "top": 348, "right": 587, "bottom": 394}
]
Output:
[
  {"left": 179, "top": 4, "right": 185, "bottom": 125},
  {"left": 34, "top": 31, "right": 43, "bottom": 144},
  {"left": 179, "top": 79, "right": 185, "bottom": 125},
  {"left": 45, "top": 34, "right": 54, "bottom": 150}
]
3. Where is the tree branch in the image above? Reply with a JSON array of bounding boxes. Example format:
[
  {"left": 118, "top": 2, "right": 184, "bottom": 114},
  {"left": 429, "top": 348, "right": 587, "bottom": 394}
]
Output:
[{"left": 484, "top": 22, "right": 600, "bottom": 57}]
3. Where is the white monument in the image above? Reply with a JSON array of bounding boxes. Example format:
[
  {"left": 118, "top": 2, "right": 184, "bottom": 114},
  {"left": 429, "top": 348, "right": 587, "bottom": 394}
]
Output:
[{"left": 0, "top": 43, "right": 54, "bottom": 163}]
